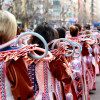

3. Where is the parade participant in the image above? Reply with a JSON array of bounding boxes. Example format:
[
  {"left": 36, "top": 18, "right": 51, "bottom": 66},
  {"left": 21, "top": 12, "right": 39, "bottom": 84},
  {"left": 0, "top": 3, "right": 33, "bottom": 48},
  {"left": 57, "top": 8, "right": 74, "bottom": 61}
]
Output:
[
  {"left": 0, "top": 10, "right": 33, "bottom": 100},
  {"left": 28, "top": 22, "right": 63, "bottom": 100},
  {"left": 84, "top": 30, "right": 96, "bottom": 90},
  {"left": 69, "top": 25, "right": 86, "bottom": 100},
  {"left": 29, "top": 22, "right": 75, "bottom": 100},
  {"left": 84, "top": 24, "right": 90, "bottom": 30},
  {"left": 56, "top": 27, "right": 66, "bottom": 38},
  {"left": 74, "top": 23, "right": 82, "bottom": 32},
  {"left": 17, "top": 26, "right": 22, "bottom": 35}
]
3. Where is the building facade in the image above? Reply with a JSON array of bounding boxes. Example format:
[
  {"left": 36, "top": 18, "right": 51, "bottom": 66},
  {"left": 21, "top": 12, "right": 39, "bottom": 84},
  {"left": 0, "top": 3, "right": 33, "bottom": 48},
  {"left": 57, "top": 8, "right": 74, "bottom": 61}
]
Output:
[
  {"left": 1, "top": 0, "right": 99, "bottom": 28},
  {"left": 97, "top": 0, "right": 100, "bottom": 22},
  {"left": 84, "top": 0, "right": 92, "bottom": 24},
  {"left": 91, "top": 0, "right": 98, "bottom": 23}
]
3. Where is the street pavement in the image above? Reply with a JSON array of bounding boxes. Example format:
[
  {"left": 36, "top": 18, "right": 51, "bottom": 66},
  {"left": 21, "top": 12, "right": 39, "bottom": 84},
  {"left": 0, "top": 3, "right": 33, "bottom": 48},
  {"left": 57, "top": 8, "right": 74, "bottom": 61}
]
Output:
[{"left": 90, "top": 76, "right": 100, "bottom": 100}]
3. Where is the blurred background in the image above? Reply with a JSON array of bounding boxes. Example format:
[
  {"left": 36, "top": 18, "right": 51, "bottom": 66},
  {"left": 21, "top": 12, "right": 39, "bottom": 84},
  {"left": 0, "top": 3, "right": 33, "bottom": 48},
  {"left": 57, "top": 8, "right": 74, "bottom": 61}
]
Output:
[{"left": 0, "top": 0, "right": 100, "bottom": 29}]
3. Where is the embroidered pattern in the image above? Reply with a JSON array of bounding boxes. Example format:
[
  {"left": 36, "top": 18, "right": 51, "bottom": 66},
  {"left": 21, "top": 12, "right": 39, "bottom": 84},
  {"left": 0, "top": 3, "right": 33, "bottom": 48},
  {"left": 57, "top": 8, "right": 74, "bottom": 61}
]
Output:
[
  {"left": 70, "top": 60, "right": 84, "bottom": 100},
  {"left": 56, "top": 80, "right": 62, "bottom": 100},
  {"left": 28, "top": 62, "right": 39, "bottom": 98},
  {"left": 82, "top": 57, "right": 90, "bottom": 100},
  {"left": 86, "top": 61, "right": 95, "bottom": 90},
  {"left": 44, "top": 61, "right": 50, "bottom": 100},
  {"left": 42, "top": 93, "right": 46, "bottom": 100},
  {"left": 73, "top": 72, "right": 84, "bottom": 100},
  {"left": 0, "top": 61, "right": 6, "bottom": 100},
  {"left": 0, "top": 45, "right": 37, "bottom": 63}
]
